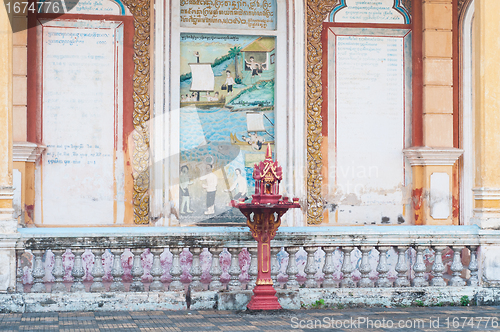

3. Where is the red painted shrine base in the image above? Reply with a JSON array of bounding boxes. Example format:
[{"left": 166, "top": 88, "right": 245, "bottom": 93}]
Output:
[
  {"left": 247, "top": 285, "right": 282, "bottom": 310},
  {"left": 232, "top": 202, "right": 299, "bottom": 311}
]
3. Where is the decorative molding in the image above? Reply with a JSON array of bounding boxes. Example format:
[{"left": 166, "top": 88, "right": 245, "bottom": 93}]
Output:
[
  {"left": 121, "top": 0, "right": 151, "bottom": 224},
  {"left": 13, "top": 142, "right": 46, "bottom": 163},
  {"left": 329, "top": 0, "right": 411, "bottom": 23},
  {"left": 0, "top": 186, "right": 15, "bottom": 226},
  {"left": 328, "top": 0, "right": 346, "bottom": 21},
  {"left": 472, "top": 188, "right": 500, "bottom": 201},
  {"left": 458, "top": 0, "right": 471, "bottom": 18},
  {"left": 394, "top": 0, "right": 411, "bottom": 24},
  {"left": 306, "top": 0, "right": 338, "bottom": 224},
  {"left": 0, "top": 186, "right": 14, "bottom": 201},
  {"left": 401, "top": 0, "right": 412, "bottom": 19},
  {"left": 403, "top": 147, "right": 464, "bottom": 166}
]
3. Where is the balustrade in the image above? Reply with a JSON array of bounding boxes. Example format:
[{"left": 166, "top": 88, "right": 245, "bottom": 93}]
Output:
[{"left": 13, "top": 229, "right": 486, "bottom": 296}]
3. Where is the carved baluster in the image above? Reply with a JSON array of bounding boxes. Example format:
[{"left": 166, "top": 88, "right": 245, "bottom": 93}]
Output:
[
  {"left": 430, "top": 246, "right": 447, "bottom": 286},
  {"left": 169, "top": 247, "right": 183, "bottom": 291},
  {"left": 16, "top": 250, "right": 24, "bottom": 293},
  {"left": 359, "top": 246, "right": 374, "bottom": 288},
  {"left": 285, "top": 246, "right": 300, "bottom": 290},
  {"left": 412, "top": 246, "right": 428, "bottom": 287},
  {"left": 130, "top": 248, "right": 144, "bottom": 292},
  {"left": 228, "top": 248, "right": 242, "bottom": 290},
  {"left": 189, "top": 247, "right": 203, "bottom": 292},
  {"left": 209, "top": 247, "right": 223, "bottom": 291},
  {"left": 304, "top": 246, "right": 317, "bottom": 288},
  {"left": 31, "top": 249, "right": 46, "bottom": 293},
  {"left": 90, "top": 249, "right": 105, "bottom": 292},
  {"left": 450, "top": 246, "right": 465, "bottom": 286},
  {"left": 394, "top": 246, "right": 410, "bottom": 287},
  {"left": 270, "top": 247, "right": 280, "bottom": 286},
  {"left": 149, "top": 248, "right": 164, "bottom": 291},
  {"left": 247, "top": 247, "right": 258, "bottom": 290},
  {"left": 468, "top": 246, "right": 479, "bottom": 286},
  {"left": 51, "top": 249, "right": 66, "bottom": 293},
  {"left": 70, "top": 249, "right": 86, "bottom": 292},
  {"left": 110, "top": 249, "right": 125, "bottom": 292},
  {"left": 340, "top": 246, "right": 356, "bottom": 288},
  {"left": 322, "top": 246, "right": 337, "bottom": 288},
  {"left": 376, "top": 246, "right": 392, "bottom": 287}
]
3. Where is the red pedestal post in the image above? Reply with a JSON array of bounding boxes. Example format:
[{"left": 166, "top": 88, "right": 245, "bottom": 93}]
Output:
[
  {"left": 247, "top": 215, "right": 280, "bottom": 310},
  {"left": 234, "top": 204, "right": 299, "bottom": 311}
]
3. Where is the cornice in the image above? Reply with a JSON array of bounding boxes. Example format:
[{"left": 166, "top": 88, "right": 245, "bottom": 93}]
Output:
[
  {"left": 473, "top": 188, "right": 500, "bottom": 200},
  {"left": 13, "top": 142, "right": 46, "bottom": 163},
  {"left": 403, "top": 147, "right": 464, "bottom": 166}
]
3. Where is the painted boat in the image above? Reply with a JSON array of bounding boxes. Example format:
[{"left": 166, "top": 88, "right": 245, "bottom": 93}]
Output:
[
  {"left": 180, "top": 96, "right": 226, "bottom": 109},
  {"left": 181, "top": 62, "right": 226, "bottom": 109}
]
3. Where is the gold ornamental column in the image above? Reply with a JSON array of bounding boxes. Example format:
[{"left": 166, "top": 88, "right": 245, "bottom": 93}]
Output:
[{"left": 472, "top": 0, "right": 500, "bottom": 229}]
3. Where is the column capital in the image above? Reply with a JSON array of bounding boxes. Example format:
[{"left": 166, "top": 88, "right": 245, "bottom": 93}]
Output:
[
  {"left": 403, "top": 147, "right": 463, "bottom": 166},
  {"left": 13, "top": 142, "right": 46, "bottom": 163}
]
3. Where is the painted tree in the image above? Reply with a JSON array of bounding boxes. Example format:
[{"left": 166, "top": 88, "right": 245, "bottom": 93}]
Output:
[{"left": 228, "top": 46, "right": 241, "bottom": 79}]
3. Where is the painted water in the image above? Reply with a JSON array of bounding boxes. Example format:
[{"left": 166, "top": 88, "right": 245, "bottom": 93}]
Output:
[{"left": 179, "top": 106, "right": 275, "bottom": 224}]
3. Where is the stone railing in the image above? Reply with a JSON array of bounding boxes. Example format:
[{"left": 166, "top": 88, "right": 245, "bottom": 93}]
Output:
[{"left": 5, "top": 225, "right": 500, "bottom": 311}]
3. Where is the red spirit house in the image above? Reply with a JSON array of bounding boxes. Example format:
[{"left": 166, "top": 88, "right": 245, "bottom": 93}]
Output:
[
  {"left": 232, "top": 144, "right": 300, "bottom": 310},
  {"left": 252, "top": 145, "right": 283, "bottom": 204}
]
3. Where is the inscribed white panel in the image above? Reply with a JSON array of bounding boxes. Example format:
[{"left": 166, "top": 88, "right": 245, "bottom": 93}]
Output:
[
  {"left": 334, "top": 34, "right": 406, "bottom": 224},
  {"left": 41, "top": 21, "right": 124, "bottom": 225}
]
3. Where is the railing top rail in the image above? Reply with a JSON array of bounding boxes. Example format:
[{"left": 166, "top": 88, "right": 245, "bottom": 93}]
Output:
[
  {"left": 9, "top": 225, "right": 500, "bottom": 250},
  {"left": 16, "top": 225, "right": 481, "bottom": 237}
]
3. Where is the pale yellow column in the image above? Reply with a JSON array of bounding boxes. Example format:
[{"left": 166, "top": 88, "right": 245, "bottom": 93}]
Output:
[
  {"left": 0, "top": 0, "right": 18, "bottom": 294},
  {"left": 472, "top": 0, "right": 500, "bottom": 228},
  {"left": 405, "top": 0, "right": 462, "bottom": 225},
  {"left": 0, "top": 0, "right": 16, "bottom": 233},
  {"left": 423, "top": 0, "right": 454, "bottom": 147},
  {"left": 11, "top": 5, "right": 29, "bottom": 226}
]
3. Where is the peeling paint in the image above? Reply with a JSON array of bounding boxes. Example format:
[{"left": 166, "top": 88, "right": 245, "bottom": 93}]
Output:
[
  {"left": 2, "top": 288, "right": 500, "bottom": 313},
  {"left": 341, "top": 193, "right": 362, "bottom": 206},
  {"left": 412, "top": 188, "right": 423, "bottom": 223}
]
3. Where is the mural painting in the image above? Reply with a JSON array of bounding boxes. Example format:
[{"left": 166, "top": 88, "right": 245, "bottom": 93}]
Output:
[{"left": 179, "top": 34, "right": 276, "bottom": 225}]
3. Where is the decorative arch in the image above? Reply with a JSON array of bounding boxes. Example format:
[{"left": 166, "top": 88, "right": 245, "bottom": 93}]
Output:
[
  {"left": 306, "top": 0, "right": 414, "bottom": 225},
  {"left": 328, "top": 0, "right": 411, "bottom": 23}
]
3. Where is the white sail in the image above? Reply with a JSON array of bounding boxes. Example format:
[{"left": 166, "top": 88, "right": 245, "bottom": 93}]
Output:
[
  {"left": 189, "top": 63, "right": 214, "bottom": 91},
  {"left": 246, "top": 112, "right": 266, "bottom": 132}
]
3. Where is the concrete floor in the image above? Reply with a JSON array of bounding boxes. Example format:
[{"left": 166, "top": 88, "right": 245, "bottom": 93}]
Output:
[{"left": 1, "top": 305, "right": 500, "bottom": 331}]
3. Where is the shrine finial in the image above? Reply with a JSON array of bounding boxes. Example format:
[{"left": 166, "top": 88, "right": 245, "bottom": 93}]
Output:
[{"left": 265, "top": 143, "right": 272, "bottom": 160}]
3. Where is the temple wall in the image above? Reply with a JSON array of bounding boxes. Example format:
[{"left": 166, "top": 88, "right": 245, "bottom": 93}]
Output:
[{"left": 0, "top": 0, "right": 497, "bottom": 232}]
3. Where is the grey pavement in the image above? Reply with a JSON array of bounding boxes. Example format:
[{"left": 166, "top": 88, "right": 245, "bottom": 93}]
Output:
[{"left": 0, "top": 306, "right": 499, "bottom": 331}]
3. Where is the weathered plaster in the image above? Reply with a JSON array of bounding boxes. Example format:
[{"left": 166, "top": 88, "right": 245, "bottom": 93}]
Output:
[{"left": 1, "top": 287, "right": 500, "bottom": 313}]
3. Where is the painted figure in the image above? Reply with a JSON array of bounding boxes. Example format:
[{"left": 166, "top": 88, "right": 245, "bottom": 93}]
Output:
[
  {"left": 179, "top": 165, "right": 194, "bottom": 214},
  {"left": 242, "top": 132, "right": 265, "bottom": 151},
  {"left": 225, "top": 70, "right": 235, "bottom": 95},
  {"left": 200, "top": 164, "right": 218, "bottom": 215},
  {"left": 225, "top": 168, "right": 248, "bottom": 201},
  {"left": 245, "top": 56, "right": 262, "bottom": 77},
  {"left": 194, "top": 51, "right": 200, "bottom": 63},
  {"left": 205, "top": 91, "right": 220, "bottom": 101}
]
